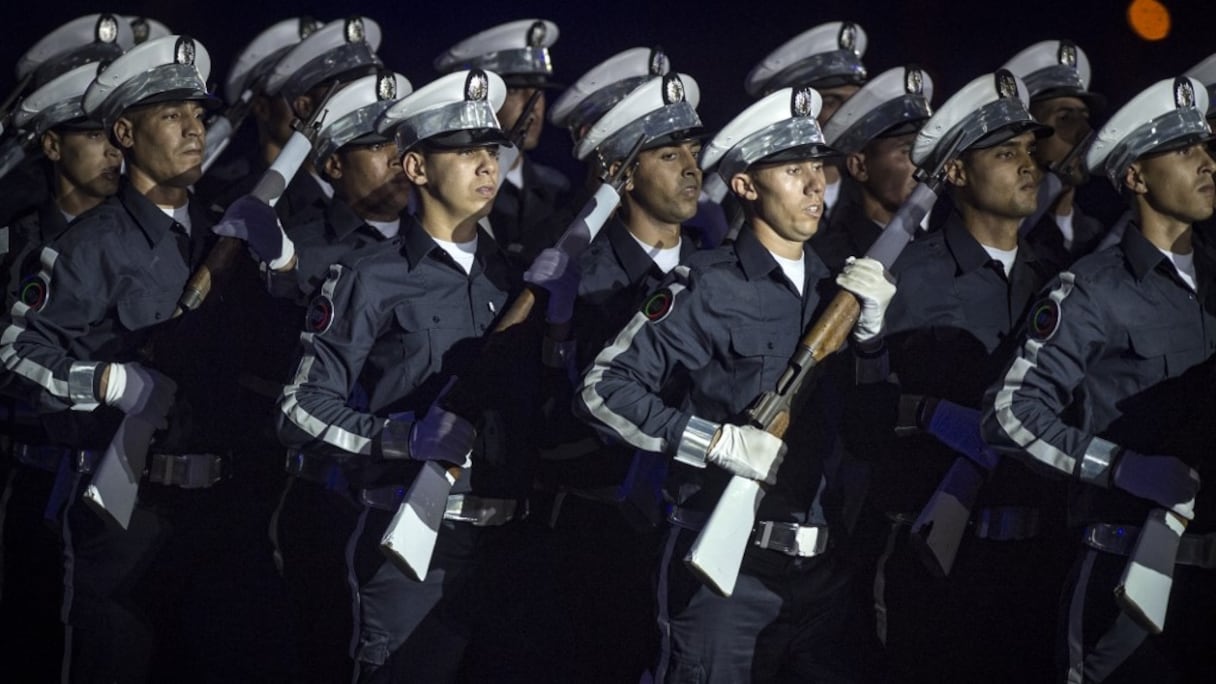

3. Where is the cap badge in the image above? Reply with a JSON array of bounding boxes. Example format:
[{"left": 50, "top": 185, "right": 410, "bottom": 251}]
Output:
[
  {"left": 175, "top": 37, "right": 196, "bottom": 66},
  {"left": 527, "top": 21, "right": 547, "bottom": 48},
  {"left": 376, "top": 70, "right": 396, "bottom": 101},
  {"left": 95, "top": 14, "right": 119, "bottom": 44},
  {"left": 905, "top": 68, "right": 924, "bottom": 95},
  {"left": 662, "top": 73, "right": 685, "bottom": 105},
  {"left": 465, "top": 69, "right": 489, "bottom": 102},
  {"left": 1058, "top": 41, "right": 1078, "bottom": 68},
  {"left": 344, "top": 17, "right": 366, "bottom": 44},
  {"left": 792, "top": 86, "right": 814, "bottom": 117},
  {"left": 299, "top": 16, "right": 322, "bottom": 39},
  {"left": 995, "top": 70, "right": 1018, "bottom": 100},
  {"left": 839, "top": 23, "right": 858, "bottom": 54},
  {"left": 649, "top": 47, "right": 669, "bottom": 77},
  {"left": 1175, "top": 77, "right": 1196, "bottom": 109},
  {"left": 131, "top": 18, "right": 150, "bottom": 45}
]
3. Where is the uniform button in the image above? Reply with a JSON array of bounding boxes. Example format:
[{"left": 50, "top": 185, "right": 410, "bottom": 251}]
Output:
[
  {"left": 433, "top": 315, "right": 440, "bottom": 323},
  {"left": 479, "top": 324, "right": 487, "bottom": 332},
  {"left": 767, "top": 341, "right": 774, "bottom": 350},
  {"left": 155, "top": 312, "right": 162, "bottom": 320}
]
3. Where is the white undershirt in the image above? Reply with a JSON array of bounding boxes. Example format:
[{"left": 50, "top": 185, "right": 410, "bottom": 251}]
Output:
[
  {"left": 629, "top": 233, "right": 682, "bottom": 274},
  {"left": 366, "top": 218, "right": 400, "bottom": 239},
  {"left": 505, "top": 163, "right": 525, "bottom": 191},
  {"left": 308, "top": 171, "right": 335, "bottom": 199},
  {"left": 157, "top": 203, "right": 192, "bottom": 235},
  {"left": 770, "top": 250, "right": 806, "bottom": 296},
  {"left": 982, "top": 244, "right": 1018, "bottom": 277},
  {"left": 823, "top": 178, "right": 841, "bottom": 214},
  {"left": 432, "top": 235, "right": 478, "bottom": 274},
  {"left": 1159, "top": 247, "right": 1198, "bottom": 291},
  {"left": 1053, "top": 209, "right": 1075, "bottom": 250}
]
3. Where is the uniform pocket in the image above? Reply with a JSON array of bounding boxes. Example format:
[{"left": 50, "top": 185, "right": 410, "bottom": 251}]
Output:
[
  {"left": 1127, "top": 325, "right": 1204, "bottom": 376},
  {"left": 116, "top": 291, "right": 177, "bottom": 330}
]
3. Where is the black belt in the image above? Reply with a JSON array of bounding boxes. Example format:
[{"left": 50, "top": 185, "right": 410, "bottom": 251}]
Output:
[
  {"left": 668, "top": 506, "right": 830, "bottom": 558},
  {"left": 12, "top": 443, "right": 100, "bottom": 474},
  {"left": 284, "top": 450, "right": 351, "bottom": 490},
  {"left": 1083, "top": 522, "right": 1216, "bottom": 569}
]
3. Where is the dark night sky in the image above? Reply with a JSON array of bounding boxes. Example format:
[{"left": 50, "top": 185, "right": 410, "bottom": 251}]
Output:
[{"left": 4, "top": 1, "right": 1215, "bottom": 174}]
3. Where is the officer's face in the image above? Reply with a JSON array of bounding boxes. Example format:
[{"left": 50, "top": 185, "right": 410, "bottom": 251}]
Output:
[
  {"left": 817, "top": 84, "right": 861, "bottom": 126},
  {"left": 252, "top": 93, "right": 296, "bottom": 148},
  {"left": 1029, "top": 96, "right": 1090, "bottom": 177},
  {"left": 498, "top": 88, "right": 546, "bottom": 152},
  {"left": 406, "top": 145, "right": 500, "bottom": 222},
  {"left": 952, "top": 131, "right": 1041, "bottom": 220},
  {"left": 43, "top": 128, "right": 122, "bottom": 200},
  {"left": 623, "top": 140, "right": 703, "bottom": 226},
  {"left": 115, "top": 101, "right": 207, "bottom": 187},
  {"left": 850, "top": 132, "right": 918, "bottom": 215},
  {"left": 735, "top": 158, "right": 826, "bottom": 247},
  {"left": 1131, "top": 143, "right": 1216, "bottom": 224},
  {"left": 328, "top": 141, "right": 410, "bottom": 222}
]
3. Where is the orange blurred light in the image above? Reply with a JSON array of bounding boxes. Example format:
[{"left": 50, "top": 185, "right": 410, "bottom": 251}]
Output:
[{"left": 1128, "top": 0, "right": 1171, "bottom": 41}]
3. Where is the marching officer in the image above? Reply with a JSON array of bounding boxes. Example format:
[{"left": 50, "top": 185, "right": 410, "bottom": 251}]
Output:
[
  {"left": 983, "top": 75, "right": 1216, "bottom": 683},
  {"left": 575, "top": 84, "right": 893, "bottom": 682},
  {"left": 435, "top": 19, "right": 572, "bottom": 269}
]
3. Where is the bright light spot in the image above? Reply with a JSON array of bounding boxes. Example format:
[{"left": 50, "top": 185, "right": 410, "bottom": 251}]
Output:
[{"left": 1128, "top": 0, "right": 1171, "bottom": 41}]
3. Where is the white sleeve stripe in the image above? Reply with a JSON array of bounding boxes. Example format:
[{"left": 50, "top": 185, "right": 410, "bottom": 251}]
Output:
[
  {"left": 992, "top": 271, "right": 1078, "bottom": 475},
  {"left": 277, "top": 265, "right": 373, "bottom": 456},
  {"left": 1, "top": 304, "right": 70, "bottom": 399},
  {"left": 579, "top": 265, "right": 691, "bottom": 454}
]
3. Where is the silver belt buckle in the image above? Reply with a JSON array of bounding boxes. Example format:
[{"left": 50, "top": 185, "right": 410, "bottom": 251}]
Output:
[
  {"left": 752, "top": 521, "right": 829, "bottom": 557},
  {"left": 974, "top": 506, "right": 1041, "bottom": 541},
  {"left": 443, "top": 494, "right": 518, "bottom": 526},
  {"left": 360, "top": 485, "right": 406, "bottom": 511},
  {"left": 1081, "top": 523, "right": 1136, "bottom": 556},
  {"left": 148, "top": 453, "right": 224, "bottom": 488}
]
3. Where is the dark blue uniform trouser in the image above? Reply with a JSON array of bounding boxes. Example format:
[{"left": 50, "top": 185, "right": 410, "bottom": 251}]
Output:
[
  {"left": 1062, "top": 545, "right": 1216, "bottom": 683},
  {"left": 655, "top": 525, "right": 877, "bottom": 683},
  {"left": 0, "top": 464, "right": 63, "bottom": 683}
]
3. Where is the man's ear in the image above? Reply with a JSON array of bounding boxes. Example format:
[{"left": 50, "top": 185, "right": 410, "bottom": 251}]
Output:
[
  {"left": 250, "top": 94, "right": 272, "bottom": 123},
  {"left": 291, "top": 94, "right": 314, "bottom": 121},
  {"left": 729, "top": 171, "right": 758, "bottom": 201},
  {"left": 1123, "top": 161, "right": 1148, "bottom": 196},
  {"left": 41, "top": 131, "right": 62, "bottom": 161},
  {"left": 402, "top": 150, "right": 427, "bottom": 185},
  {"left": 845, "top": 152, "right": 868, "bottom": 182},
  {"left": 112, "top": 116, "right": 137, "bottom": 150},
  {"left": 323, "top": 153, "right": 343, "bottom": 181},
  {"left": 944, "top": 158, "right": 967, "bottom": 188}
]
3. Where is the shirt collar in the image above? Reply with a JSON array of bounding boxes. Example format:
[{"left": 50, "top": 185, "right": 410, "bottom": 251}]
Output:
[
  {"left": 606, "top": 216, "right": 669, "bottom": 284},
  {"left": 325, "top": 198, "right": 376, "bottom": 242},
  {"left": 117, "top": 179, "right": 177, "bottom": 246},
  {"left": 736, "top": 224, "right": 829, "bottom": 284},
  {"left": 401, "top": 215, "right": 498, "bottom": 271},
  {"left": 1122, "top": 222, "right": 1173, "bottom": 282},
  {"left": 942, "top": 210, "right": 1041, "bottom": 276}
]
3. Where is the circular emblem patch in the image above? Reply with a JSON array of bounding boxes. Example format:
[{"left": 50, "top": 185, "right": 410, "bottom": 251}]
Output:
[
  {"left": 1028, "top": 298, "right": 1060, "bottom": 340},
  {"left": 641, "top": 289, "right": 674, "bottom": 323},
  {"left": 20, "top": 273, "right": 49, "bottom": 311},
  {"left": 306, "top": 295, "right": 335, "bottom": 334}
]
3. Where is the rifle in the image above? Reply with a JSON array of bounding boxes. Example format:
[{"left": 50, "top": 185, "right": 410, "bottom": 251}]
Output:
[
  {"left": 1017, "top": 130, "right": 1094, "bottom": 238},
  {"left": 174, "top": 80, "right": 338, "bottom": 317},
  {"left": 685, "top": 141, "right": 963, "bottom": 597},
  {"left": 1115, "top": 507, "right": 1188, "bottom": 633},
  {"left": 200, "top": 88, "right": 256, "bottom": 176},
  {"left": 380, "top": 134, "right": 648, "bottom": 582},
  {"left": 477, "top": 88, "right": 543, "bottom": 238},
  {"left": 0, "top": 130, "right": 36, "bottom": 181}
]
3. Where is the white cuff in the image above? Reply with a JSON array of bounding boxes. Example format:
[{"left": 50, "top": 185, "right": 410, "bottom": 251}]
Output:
[
  {"left": 102, "top": 362, "right": 127, "bottom": 406},
  {"left": 267, "top": 234, "right": 296, "bottom": 271}
]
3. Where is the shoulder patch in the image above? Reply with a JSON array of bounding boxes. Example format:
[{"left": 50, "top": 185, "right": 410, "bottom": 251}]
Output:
[
  {"left": 20, "top": 273, "right": 49, "bottom": 311},
  {"left": 1028, "top": 297, "right": 1060, "bottom": 341},
  {"left": 641, "top": 288, "right": 674, "bottom": 323},
  {"left": 306, "top": 294, "right": 335, "bottom": 334}
]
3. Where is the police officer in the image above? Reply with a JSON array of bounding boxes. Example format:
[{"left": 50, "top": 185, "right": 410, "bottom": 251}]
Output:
[
  {"left": 266, "top": 68, "right": 413, "bottom": 684},
  {"left": 0, "top": 34, "right": 237, "bottom": 681},
  {"left": 983, "top": 76, "right": 1215, "bottom": 683},
  {"left": 276, "top": 68, "right": 572, "bottom": 683},
  {"left": 0, "top": 57, "right": 121, "bottom": 684},
  {"left": 813, "top": 65, "right": 935, "bottom": 273},
  {"left": 575, "top": 85, "right": 893, "bottom": 682},
  {"left": 193, "top": 16, "right": 325, "bottom": 210},
  {"left": 260, "top": 16, "right": 385, "bottom": 226},
  {"left": 861, "top": 70, "right": 1060, "bottom": 683},
  {"left": 540, "top": 71, "right": 707, "bottom": 681},
  {"left": 1003, "top": 40, "right": 1109, "bottom": 271},
  {"left": 435, "top": 19, "right": 572, "bottom": 268},
  {"left": 745, "top": 21, "right": 869, "bottom": 223}
]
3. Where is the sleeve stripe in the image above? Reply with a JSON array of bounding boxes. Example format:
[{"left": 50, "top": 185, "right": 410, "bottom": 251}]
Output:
[
  {"left": 0, "top": 246, "right": 70, "bottom": 399},
  {"left": 578, "top": 265, "right": 690, "bottom": 454},
  {"left": 992, "top": 271, "right": 1079, "bottom": 475},
  {"left": 278, "top": 264, "right": 375, "bottom": 455}
]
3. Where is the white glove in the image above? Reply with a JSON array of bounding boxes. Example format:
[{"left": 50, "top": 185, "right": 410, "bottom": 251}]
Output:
[
  {"left": 409, "top": 403, "right": 475, "bottom": 468},
  {"left": 1112, "top": 450, "right": 1200, "bottom": 520},
  {"left": 706, "top": 424, "right": 786, "bottom": 486},
  {"left": 103, "top": 363, "right": 177, "bottom": 428},
  {"left": 524, "top": 247, "right": 579, "bottom": 324},
  {"left": 836, "top": 256, "right": 895, "bottom": 343}
]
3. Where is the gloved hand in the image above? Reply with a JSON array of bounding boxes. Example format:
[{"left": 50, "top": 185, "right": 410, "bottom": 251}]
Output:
[
  {"left": 408, "top": 403, "right": 475, "bottom": 467},
  {"left": 211, "top": 194, "right": 295, "bottom": 266},
  {"left": 103, "top": 363, "right": 177, "bottom": 428},
  {"left": 836, "top": 256, "right": 895, "bottom": 343},
  {"left": 524, "top": 247, "right": 579, "bottom": 324},
  {"left": 908, "top": 396, "right": 1000, "bottom": 471},
  {"left": 1112, "top": 450, "right": 1200, "bottom": 520},
  {"left": 706, "top": 423, "right": 786, "bottom": 486}
]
